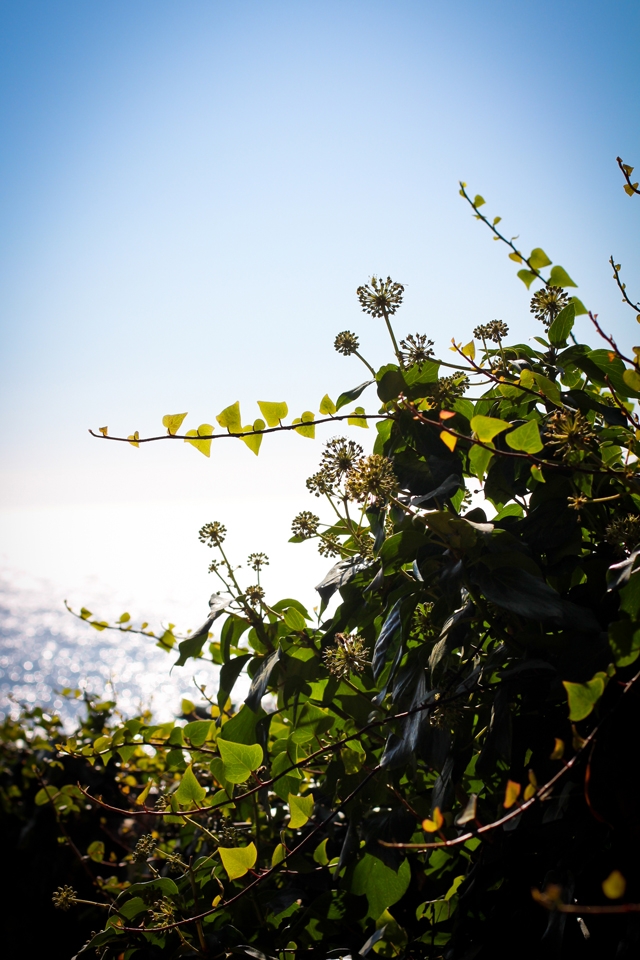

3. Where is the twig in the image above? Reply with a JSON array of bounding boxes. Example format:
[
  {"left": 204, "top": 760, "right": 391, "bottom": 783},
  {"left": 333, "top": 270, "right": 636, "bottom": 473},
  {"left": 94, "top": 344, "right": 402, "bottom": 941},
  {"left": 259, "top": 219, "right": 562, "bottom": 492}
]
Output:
[
  {"left": 609, "top": 257, "right": 640, "bottom": 314},
  {"left": 616, "top": 156, "right": 640, "bottom": 196}
]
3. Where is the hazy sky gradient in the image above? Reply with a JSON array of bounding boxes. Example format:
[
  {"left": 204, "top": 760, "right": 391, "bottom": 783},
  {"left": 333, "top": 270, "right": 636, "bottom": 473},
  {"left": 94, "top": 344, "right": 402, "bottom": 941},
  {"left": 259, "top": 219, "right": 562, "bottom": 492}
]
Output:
[{"left": 1, "top": 0, "right": 638, "bottom": 622}]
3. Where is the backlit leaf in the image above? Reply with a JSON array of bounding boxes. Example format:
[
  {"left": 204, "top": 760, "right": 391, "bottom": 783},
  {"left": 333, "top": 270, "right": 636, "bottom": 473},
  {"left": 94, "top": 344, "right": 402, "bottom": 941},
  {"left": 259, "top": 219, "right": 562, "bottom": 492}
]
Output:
[
  {"left": 216, "top": 401, "right": 242, "bottom": 433},
  {"left": 473, "top": 194, "right": 485, "bottom": 207},
  {"left": 529, "top": 247, "right": 552, "bottom": 270},
  {"left": 422, "top": 806, "right": 444, "bottom": 833},
  {"left": 503, "top": 780, "right": 521, "bottom": 809},
  {"left": 283, "top": 607, "right": 307, "bottom": 631},
  {"left": 517, "top": 269, "right": 537, "bottom": 289},
  {"left": 257, "top": 400, "right": 288, "bottom": 427},
  {"left": 336, "top": 380, "right": 374, "bottom": 411},
  {"left": 530, "top": 464, "right": 545, "bottom": 483},
  {"left": 288, "top": 792, "right": 314, "bottom": 829},
  {"left": 440, "top": 430, "right": 457, "bottom": 451},
  {"left": 570, "top": 296, "right": 587, "bottom": 316},
  {"left": 319, "top": 394, "right": 336, "bottom": 415},
  {"left": 175, "top": 764, "right": 206, "bottom": 806},
  {"left": 461, "top": 340, "right": 475, "bottom": 360},
  {"left": 219, "top": 842, "right": 257, "bottom": 880},
  {"left": 505, "top": 419, "right": 543, "bottom": 453},
  {"left": 469, "top": 443, "right": 494, "bottom": 478},
  {"left": 87, "top": 841, "right": 105, "bottom": 863},
  {"left": 351, "top": 855, "right": 411, "bottom": 919},
  {"left": 563, "top": 671, "right": 607, "bottom": 721},
  {"left": 241, "top": 424, "right": 263, "bottom": 456},
  {"left": 347, "top": 406, "right": 368, "bottom": 427},
  {"left": 623, "top": 368, "right": 640, "bottom": 393},
  {"left": 217, "top": 738, "right": 263, "bottom": 783},
  {"left": 127, "top": 431, "right": 140, "bottom": 448},
  {"left": 602, "top": 870, "right": 626, "bottom": 899},
  {"left": 135, "top": 778, "right": 153, "bottom": 807},
  {"left": 293, "top": 411, "right": 315, "bottom": 438},
  {"left": 549, "top": 265, "right": 577, "bottom": 288},
  {"left": 98, "top": 426, "right": 108, "bottom": 436},
  {"left": 548, "top": 303, "right": 575, "bottom": 346},
  {"left": 184, "top": 423, "right": 214, "bottom": 457},
  {"left": 162, "top": 412, "right": 188, "bottom": 435},
  {"left": 509, "top": 252, "right": 523, "bottom": 263},
  {"left": 470, "top": 415, "right": 511, "bottom": 443},
  {"left": 550, "top": 738, "right": 564, "bottom": 760}
]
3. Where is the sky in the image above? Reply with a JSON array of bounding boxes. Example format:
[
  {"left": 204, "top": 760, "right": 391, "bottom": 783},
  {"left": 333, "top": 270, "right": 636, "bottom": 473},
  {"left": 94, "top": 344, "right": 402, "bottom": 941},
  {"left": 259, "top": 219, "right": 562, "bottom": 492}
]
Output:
[{"left": 0, "top": 0, "right": 639, "bottom": 629}]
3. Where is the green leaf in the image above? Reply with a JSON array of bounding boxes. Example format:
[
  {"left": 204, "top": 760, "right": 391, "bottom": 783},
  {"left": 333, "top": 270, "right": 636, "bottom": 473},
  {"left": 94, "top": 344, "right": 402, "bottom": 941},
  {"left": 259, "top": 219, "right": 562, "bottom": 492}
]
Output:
[
  {"left": 257, "top": 401, "right": 288, "bottom": 427},
  {"left": 505, "top": 419, "right": 543, "bottom": 453},
  {"left": 283, "top": 607, "right": 307, "bottom": 631},
  {"left": 529, "top": 248, "right": 552, "bottom": 270},
  {"left": 216, "top": 401, "right": 242, "bottom": 433},
  {"left": 563, "top": 672, "right": 607, "bottom": 721},
  {"left": 548, "top": 303, "right": 575, "bottom": 346},
  {"left": 241, "top": 424, "right": 263, "bottom": 456},
  {"left": 183, "top": 720, "right": 215, "bottom": 747},
  {"left": 135, "top": 778, "right": 153, "bottom": 807},
  {"left": 319, "top": 394, "right": 336, "bottom": 415},
  {"left": 473, "top": 194, "right": 485, "bottom": 207},
  {"left": 219, "top": 842, "right": 257, "bottom": 880},
  {"left": 336, "top": 380, "right": 374, "bottom": 411},
  {"left": 175, "top": 764, "right": 207, "bottom": 806},
  {"left": 530, "top": 464, "right": 545, "bottom": 483},
  {"left": 570, "top": 296, "right": 587, "bottom": 316},
  {"left": 623, "top": 368, "right": 640, "bottom": 393},
  {"left": 532, "top": 373, "right": 562, "bottom": 406},
  {"left": 347, "top": 406, "right": 368, "bottom": 428},
  {"left": 87, "top": 840, "right": 105, "bottom": 862},
  {"left": 351, "top": 855, "right": 411, "bottom": 919},
  {"left": 293, "top": 411, "right": 315, "bottom": 438},
  {"left": 468, "top": 443, "right": 494, "bottom": 479},
  {"left": 549, "top": 265, "right": 577, "bottom": 288},
  {"left": 288, "top": 792, "right": 314, "bottom": 828},
  {"left": 509, "top": 252, "right": 523, "bottom": 263},
  {"left": 217, "top": 738, "right": 263, "bottom": 783},
  {"left": 517, "top": 270, "right": 537, "bottom": 289},
  {"left": 184, "top": 423, "right": 214, "bottom": 457},
  {"left": 162, "top": 412, "right": 188, "bottom": 435},
  {"left": 34, "top": 785, "right": 58, "bottom": 806},
  {"left": 470, "top": 415, "right": 511, "bottom": 443}
]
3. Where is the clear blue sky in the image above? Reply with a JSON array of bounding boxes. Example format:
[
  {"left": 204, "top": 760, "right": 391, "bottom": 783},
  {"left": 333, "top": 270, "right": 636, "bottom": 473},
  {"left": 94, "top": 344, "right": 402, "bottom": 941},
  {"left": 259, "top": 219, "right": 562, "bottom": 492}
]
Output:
[{"left": 1, "top": 0, "right": 639, "bottom": 620}]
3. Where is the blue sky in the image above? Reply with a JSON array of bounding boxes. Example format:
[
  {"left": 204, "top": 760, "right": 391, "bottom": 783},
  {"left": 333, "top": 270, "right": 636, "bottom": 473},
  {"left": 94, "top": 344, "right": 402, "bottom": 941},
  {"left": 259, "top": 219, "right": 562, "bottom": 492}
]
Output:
[{"left": 1, "top": 0, "right": 639, "bottom": 622}]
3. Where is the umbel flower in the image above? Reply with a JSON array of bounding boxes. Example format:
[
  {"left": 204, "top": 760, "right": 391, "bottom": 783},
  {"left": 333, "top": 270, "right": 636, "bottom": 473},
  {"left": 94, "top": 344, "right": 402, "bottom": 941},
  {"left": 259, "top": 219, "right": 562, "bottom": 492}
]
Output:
[
  {"left": 245, "top": 584, "right": 265, "bottom": 606},
  {"left": 247, "top": 552, "right": 269, "bottom": 573},
  {"left": 473, "top": 320, "right": 509, "bottom": 343},
  {"left": 426, "top": 374, "right": 470, "bottom": 408},
  {"left": 291, "top": 511, "right": 320, "bottom": 538},
  {"left": 133, "top": 834, "right": 157, "bottom": 863},
  {"left": 320, "top": 437, "right": 364, "bottom": 484},
  {"left": 605, "top": 515, "right": 640, "bottom": 556},
  {"left": 323, "top": 633, "right": 368, "bottom": 679},
  {"left": 357, "top": 276, "right": 404, "bottom": 317},
  {"left": 52, "top": 885, "right": 77, "bottom": 911},
  {"left": 306, "top": 470, "right": 335, "bottom": 497},
  {"left": 345, "top": 454, "right": 398, "bottom": 505},
  {"left": 530, "top": 286, "right": 570, "bottom": 327},
  {"left": 399, "top": 333, "right": 435, "bottom": 369},
  {"left": 334, "top": 331, "right": 360, "bottom": 356},
  {"left": 544, "top": 410, "right": 597, "bottom": 460},
  {"left": 318, "top": 534, "right": 341, "bottom": 558},
  {"left": 198, "top": 521, "right": 227, "bottom": 547}
]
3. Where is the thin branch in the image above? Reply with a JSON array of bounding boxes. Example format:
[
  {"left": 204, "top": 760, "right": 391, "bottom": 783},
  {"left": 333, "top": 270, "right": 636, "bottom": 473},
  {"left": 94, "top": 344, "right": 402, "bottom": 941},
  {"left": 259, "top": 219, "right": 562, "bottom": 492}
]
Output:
[
  {"left": 589, "top": 312, "right": 635, "bottom": 366},
  {"left": 89, "top": 413, "right": 387, "bottom": 445},
  {"left": 616, "top": 156, "right": 640, "bottom": 196},
  {"left": 609, "top": 257, "right": 640, "bottom": 314}
]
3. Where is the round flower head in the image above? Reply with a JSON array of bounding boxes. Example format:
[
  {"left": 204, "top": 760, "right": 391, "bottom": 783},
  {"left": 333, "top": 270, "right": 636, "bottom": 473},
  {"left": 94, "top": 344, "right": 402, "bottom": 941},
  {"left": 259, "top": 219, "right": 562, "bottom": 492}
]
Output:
[
  {"left": 320, "top": 437, "right": 364, "bottom": 485},
  {"left": 473, "top": 320, "right": 509, "bottom": 343},
  {"left": 323, "top": 633, "right": 368, "bottom": 679},
  {"left": 530, "top": 286, "right": 570, "bottom": 328},
  {"left": 291, "top": 511, "right": 320, "bottom": 538},
  {"left": 247, "top": 552, "right": 269, "bottom": 573},
  {"left": 245, "top": 584, "right": 265, "bottom": 606},
  {"left": 334, "top": 331, "right": 360, "bottom": 356},
  {"left": 318, "top": 534, "right": 341, "bottom": 558},
  {"left": 133, "top": 834, "right": 157, "bottom": 863},
  {"left": 52, "top": 885, "right": 77, "bottom": 911},
  {"left": 357, "top": 276, "right": 404, "bottom": 317},
  {"left": 427, "top": 374, "right": 470, "bottom": 408},
  {"left": 399, "top": 333, "right": 435, "bottom": 369},
  {"left": 198, "top": 521, "right": 227, "bottom": 547},
  {"left": 345, "top": 454, "right": 398, "bottom": 506},
  {"left": 306, "top": 469, "right": 335, "bottom": 498}
]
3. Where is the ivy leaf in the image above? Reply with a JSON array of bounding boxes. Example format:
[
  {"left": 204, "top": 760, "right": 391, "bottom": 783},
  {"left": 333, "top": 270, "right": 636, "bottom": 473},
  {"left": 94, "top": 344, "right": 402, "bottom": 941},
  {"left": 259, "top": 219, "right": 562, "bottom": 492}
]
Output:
[
  {"left": 563, "top": 671, "right": 607, "bottom": 721},
  {"left": 602, "top": 870, "right": 626, "bottom": 899},
  {"left": 336, "top": 380, "right": 374, "bottom": 411},
  {"left": 439, "top": 430, "right": 457, "bottom": 451},
  {"left": 505, "top": 420, "right": 543, "bottom": 453},
  {"left": 570, "top": 296, "right": 587, "bottom": 316},
  {"left": 623, "top": 368, "right": 640, "bottom": 393},
  {"left": 549, "top": 265, "right": 577, "bottom": 288},
  {"left": 319, "top": 394, "right": 336, "bottom": 415},
  {"left": 351, "top": 855, "right": 411, "bottom": 919},
  {"left": 503, "top": 780, "right": 521, "bottom": 809},
  {"left": 162, "top": 412, "right": 188, "bottom": 435},
  {"left": 257, "top": 401, "right": 288, "bottom": 427},
  {"left": 548, "top": 302, "right": 575, "bottom": 346},
  {"left": 218, "top": 842, "right": 257, "bottom": 880},
  {"left": 217, "top": 738, "right": 263, "bottom": 783},
  {"left": 283, "top": 607, "right": 307, "bottom": 631},
  {"left": 529, "top": 248, "right": 552, "bottom": 270},
  {"left": 87, "top": 840, "right": 105, "bottom": 862},
  {"left": 293, "top": 411, "right": 315, "bottom": 438},
  {"left": 241, "top": 422, "right": 263, "bottom": 456},
  {"left": 127, "top": 431, "right": 140, "bottom": 448},
  {"left": 517, "top": 270, "right": 537, "bottom": 289},
  {"left": 347, "top": 406, "right": 369, "bottom": 428},
  {"left": 135, "top": 778, "right": 153, "bottom": 807},
  {"left": 461, "top": 340, "right": 475, "bottom": 360},
  {"left": 216, "top": 401, "right": 242, "bottom": 433},
  {"left": 469, "top": 443, "right": 494, "bottom": 479},
  {"left": 184, "top": 423, "right": 214, "bottom": 457},
  {"left": 288, "top": 792, "right": 314, "bottom": 828},
  {"left": 470, "top": 415, "right": 511, "bottom": 443},
  {"left": 175, "top": 764, "right": 206, "bottom": 806},
  {"left": 509, "top": 252, "right": 523, "bottom": 263},
  {"left": 473, "top": 194, "right": 485, "bottom": 207},
  {"left": 422, "top": 806, "right": 444, "bottom": 833}
]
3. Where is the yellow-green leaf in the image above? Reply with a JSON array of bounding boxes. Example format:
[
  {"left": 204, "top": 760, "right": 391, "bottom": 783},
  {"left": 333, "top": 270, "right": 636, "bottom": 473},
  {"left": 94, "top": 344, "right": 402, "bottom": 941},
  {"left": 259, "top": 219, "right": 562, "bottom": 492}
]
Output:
[
  {"left": 219, "top": 842, "right": 257, "bottom": 880},
  {"left": 257, "top": 400, "right": 288, "bottom": 427},
  {"left": 422, "top": 806, "right": 444, "bottom": 833},
  {"left": 470, "top": 415, "right": 511, "bottom": 443},
  {"left": 313, "top": 838, "right": 329, "bottom": 865},
  {"left": 530, "top": 464, "right": 545, "bottom": 483},
  {"left": 563, "top": 671, "right": 607, "bottom": 721},
  {"left": 550, "top": 738, "right": 564, "bottom": 760},
  {"left": 184, "top": 424, "right": 214, "bottom": 457},
  {"left": 217, "top": 739, "right": 263, "bottom": 783},
  {"left": 283, "top": 607, "right": 307, "bottom": 631},
  {"left": 271, "top": 843, "right": 286, "bottom": 867},
  {"left": 469, "top": 443, "right": 494, "bottom": 479},
  {"left": 288, "top": 792, "right": 314, "bottom": 829},
  {"left": 509, "top": 252, "right": 523, "bottom": 263},
  {"left": 503, "top": 780, "right": 521, "bottom": 809},
  {"left": 118, "top": 612, "right": 131, "bottom": 623},
  {"left": 216, "top": 401, "right": 242, "bottom": 434},
  {"left": 241, "top": 424, "right": 263, "bottom": 456},
  {"left": 570, "top": 296, "right": 588, "bottom": 316},
  {"left": 505, "top": 420, "right": 543, "bottom": 454},
  {"left": 347, "top": 406, "right": 368, "bottom": 428},
  {"left": 87, "top": 840, "right": 105, "bottom": 862},
  {"left": 461, "top": 340, "right": 475, "bottom": 360},
  {"left": 319, "top": 394, "right": 336, "bottom": 415},
  {"left": 162, "top": 412, "right": 188, "bottom": 435},
  {"left": 175, "top": 764, "right": 207, "bottom": 806},
  {"left": 528, "top": 248, "right": 552, "bottom": 270},
  {"left": 517, "top": 269, "right": 537, "bottom": 289},
  {"left": 549, "top": 265, "right": 577, "bottom": 288},
  {"left": 440, "top": 430, "right": 457, "bottom": 451},
  {"left": 623, "top": 368, "right": 640, "bottom": 393},
  {"left": 128, "top": 431, "right": 140, "bottom": 448},
  {"left": 473, "top": 194, "right": 485, "bottom": 207},
  {"left": 602, "top": 870, "right": 626, "bottom": 899},
  {"left": 293, "top": 411, "right": 315, "bottom": 439}
]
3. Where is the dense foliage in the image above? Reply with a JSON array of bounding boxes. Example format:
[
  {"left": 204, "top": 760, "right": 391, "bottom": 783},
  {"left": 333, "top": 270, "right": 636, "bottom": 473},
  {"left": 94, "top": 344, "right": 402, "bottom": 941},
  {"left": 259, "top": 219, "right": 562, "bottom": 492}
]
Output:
[{"left": 3, "top": 159, "right": 640, "bottom": 959}]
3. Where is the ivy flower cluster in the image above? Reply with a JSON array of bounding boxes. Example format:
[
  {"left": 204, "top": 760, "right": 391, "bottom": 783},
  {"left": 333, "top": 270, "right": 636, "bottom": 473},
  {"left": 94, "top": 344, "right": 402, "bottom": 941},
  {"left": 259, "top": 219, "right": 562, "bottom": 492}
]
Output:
[
  {"left": 473, "top": 320, "right": 509, "bottom": 343},
  {"left": 323, "top": 633, "right": 368, "bottom": 679},
  {"left": 530, "top": 286, "right": 570, "bottom": 327},
  {"left": 334, "top": 330, "right": 360, "bottom": 356},
  {"left": 198, "top": 521, "right": 227, "bottom": 547},
  {"left": 357, "top": 275, "right": 404, "bottom": 317},
  {"left": 399, "top": 333, "right": 435, "bottom": 369}
]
